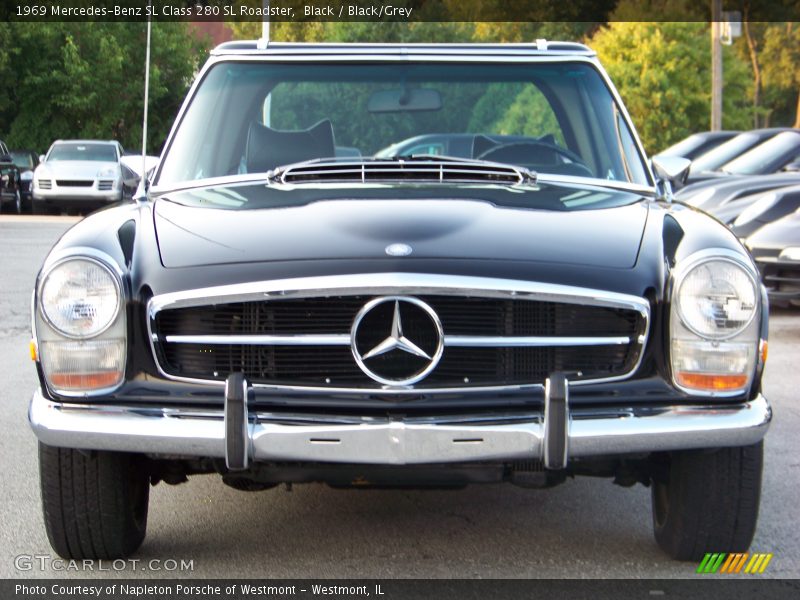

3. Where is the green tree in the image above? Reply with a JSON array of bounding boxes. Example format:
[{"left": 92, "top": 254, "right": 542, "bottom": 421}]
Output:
[
  {"left": 759, "top": 23, "right": 800, "bottom": 128},
  {"left": 0, "top": 22, "right": 209, "bottom": 153},
  {"left": 590, "top": 21, "right": 753, "bottom": 154}
]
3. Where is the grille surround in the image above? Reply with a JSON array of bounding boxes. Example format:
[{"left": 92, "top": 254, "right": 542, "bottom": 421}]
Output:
[
  {"left": 56, "top": 180, "right": 94, "bottom": 187},
  {"left": 147, "top": 274, "right": 650, "bottom": 394},
  {"left": 271, "top": 158, "right": 534, "bottom": 186}
]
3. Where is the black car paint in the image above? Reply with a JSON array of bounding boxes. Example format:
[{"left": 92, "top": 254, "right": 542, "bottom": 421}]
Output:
[
  {"left": 747, "top": 210, "right": 800, "bottom": 305},
  {"left": 34, "top": 179, "right": 763, "bottom": 413},
  {"left": 655, "top": 131, "right": 739, "bottom": 161},
  {"left": 729, "top": 185, "right": 800, "bottom": 238},
  {"left": 676, "top": 173, "right": 800, "bottom": 213},
  {"left": 10, "top": 150, "right": 38, "bottom": 208},
  {"left": 0, "top": 140, "right": 21, "bottom": 212}
]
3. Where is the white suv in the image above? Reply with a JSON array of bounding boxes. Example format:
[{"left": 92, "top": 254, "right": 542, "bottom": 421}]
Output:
[{"left": 32, "top": 140, "right": 137, "bottom": 214}]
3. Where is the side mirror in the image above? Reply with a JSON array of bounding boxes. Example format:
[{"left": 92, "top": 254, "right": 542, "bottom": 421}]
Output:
[
  {"left": 651, "top": 156, "right": 691, "bottom": 201},
  {"left": 0, "top": 154, "right": 12, "bottom": 163},
  {"left": 39, "top": 154, "right": 46, "bottom": 163}
]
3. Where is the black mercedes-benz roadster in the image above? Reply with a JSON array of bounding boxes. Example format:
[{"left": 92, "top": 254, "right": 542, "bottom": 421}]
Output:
[{"left": 29, "top": 42, "right": 770, "bottom": 561}]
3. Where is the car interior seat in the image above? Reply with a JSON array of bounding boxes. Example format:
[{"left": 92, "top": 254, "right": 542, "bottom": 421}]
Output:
[{"left": 244, "top": 119, "right": 336, "bottom": 173}]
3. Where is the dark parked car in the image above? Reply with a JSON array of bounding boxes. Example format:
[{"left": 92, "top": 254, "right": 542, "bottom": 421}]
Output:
[
  {"left": 655, "top": 131, "right": 739, "bottom": 161},
  {"left": 747, "top": 210, "right": 800, "bottom": 306},
  {"left": 9, "top": 149, "right": 39, "bottom": 212},
  {"left": 719, "top": 130, "right": 800, "bottom": 177},
  {"left": 726, "top": 185, "right": 800, "bottom": 238},
  {"left": 675, "top": 172, "right": 800, "bottom": 213},
  {"left": 0, "top": 139, "right": 22, "bottom": 214},
  {"left": 687, "top": 128, "right": 794, "bottom": 183},
  {"left": 28, "top": 42, "right": 770, "bottom": 562}
]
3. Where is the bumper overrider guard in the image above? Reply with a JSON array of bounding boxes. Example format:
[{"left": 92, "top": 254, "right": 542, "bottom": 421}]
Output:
[{"left": 29, "top": 373, "right": 771, "bottom": 468}]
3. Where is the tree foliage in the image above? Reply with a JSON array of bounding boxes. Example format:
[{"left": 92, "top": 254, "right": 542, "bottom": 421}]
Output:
[
  {"left": 4, "top": 12, "right": 799, "bottom": 159},
  {"left": 758, "top": 23, "right": 800, "bottom": 127},
  {"left": 0, "top": 22, "right": 209, "bottom": 153},
  {"left": 591, "top": 21, "right": 753, "bottom": 153}
]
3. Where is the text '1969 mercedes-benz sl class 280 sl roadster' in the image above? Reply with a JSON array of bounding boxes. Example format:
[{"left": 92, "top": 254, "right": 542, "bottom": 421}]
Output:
[{"left": 28, "top": 41, "right": 771, "bottom": 561}]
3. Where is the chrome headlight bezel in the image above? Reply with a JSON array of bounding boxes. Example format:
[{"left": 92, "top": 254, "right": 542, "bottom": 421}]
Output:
[
  {"left": 34, "top": 252, "right": 127, "bottom": 397},
  {"left": 669, "top": 248, "right": 762, "bottom": 397},
  {"left": 38, "top": 256, "right": 122, "bottom": 340}
]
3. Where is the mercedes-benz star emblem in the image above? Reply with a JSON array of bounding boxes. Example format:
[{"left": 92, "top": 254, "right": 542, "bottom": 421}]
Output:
[
  {"left": 351, "top": 296, "right": 444, "bottom": 386},
  {"left": 385, "top": 243, "right": 413, "bottom": 257}
]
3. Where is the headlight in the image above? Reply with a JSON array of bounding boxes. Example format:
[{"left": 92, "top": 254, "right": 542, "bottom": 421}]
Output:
[
  {"left": 97, "top": 167, "right": 118, "bottom": 178},
  {"left": 35, "top": 257, "right": 126, "bottom": 394},
  {"left": 20, "top": 171, "right": 33, "bottom": 181},
  {"left": 40, "top": 259, "right": 120, "bottom": 338},
  {"left": 670, "top": 254, "right": 761, "bottom": 395},
  {"left": 675, "top": 259, "right": 757, "bottom": 340}
]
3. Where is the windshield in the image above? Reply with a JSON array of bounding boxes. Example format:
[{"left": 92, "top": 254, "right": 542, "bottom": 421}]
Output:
[
  {"left": 157, "top": 61, "right": 649, "bottom": 188},
  {"left": 722, "top": 131, "right": 800, "bottom": 175},
  {"left": 691, "top": 132, "right": 766, "bottom": 173},
  {"left": 9, "top": 151, "right": 34, "bottom": 169},
  {"left": 47, "top": 143, "right": 117, "bottom": 162}
]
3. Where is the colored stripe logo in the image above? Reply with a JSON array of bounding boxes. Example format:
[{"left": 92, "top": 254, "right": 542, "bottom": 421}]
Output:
[{"left": 697, "top": 553, "right": 773, "bottom": 574}]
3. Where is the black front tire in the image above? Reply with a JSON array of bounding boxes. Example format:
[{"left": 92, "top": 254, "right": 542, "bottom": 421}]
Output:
[
  {"left": 651, "top": 442, "right": 763, "bottom": 560},
  {"left": 39, "top": 443, "right": 150, "bottom": 559}
]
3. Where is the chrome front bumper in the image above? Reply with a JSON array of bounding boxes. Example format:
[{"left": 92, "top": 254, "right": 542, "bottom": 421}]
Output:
[{"left": 29, "top": 388, "right": 772, "bottom": 466}]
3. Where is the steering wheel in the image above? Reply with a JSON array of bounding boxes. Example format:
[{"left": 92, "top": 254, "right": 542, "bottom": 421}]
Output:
[{"left": 476, "top": 141, "right": 590, "bottom": 173}]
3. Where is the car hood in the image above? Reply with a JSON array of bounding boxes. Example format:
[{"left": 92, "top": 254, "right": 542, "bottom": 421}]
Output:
[
  {"left": 37, "top": 161, "right": 118, "bottom": 179},
  {"left": 153, "top": 190, "right": 649, "bottom": 269},
  {"left": 747, "top": 210, "right": 800, "bottom": 251}
]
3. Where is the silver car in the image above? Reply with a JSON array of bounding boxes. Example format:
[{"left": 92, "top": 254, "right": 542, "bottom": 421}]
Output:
[{"left": 32, "top": 140, "right": 137, "bottom": 214}]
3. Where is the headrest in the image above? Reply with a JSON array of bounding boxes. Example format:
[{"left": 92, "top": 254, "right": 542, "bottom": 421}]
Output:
[{"left": 245, "top": 119, "right": 335, "bottom": 173}]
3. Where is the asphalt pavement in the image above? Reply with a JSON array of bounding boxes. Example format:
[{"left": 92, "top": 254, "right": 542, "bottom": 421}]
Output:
[{"left": 0, "top": 215, "right": 797, "bottom": 579}]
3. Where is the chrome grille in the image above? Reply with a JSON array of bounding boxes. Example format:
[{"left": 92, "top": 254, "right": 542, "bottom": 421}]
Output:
[
  {"left": 38, "top": 179, "right": 52, "bottom": 189},
  {"left": 97, "top": 180, "right": 114, "bottom": 191},
  {"left": 149, "top": 282, "right": 648, "bottom": 392},
  {"left": 272, "top": 159, "right": 532, "bottom": 186}
]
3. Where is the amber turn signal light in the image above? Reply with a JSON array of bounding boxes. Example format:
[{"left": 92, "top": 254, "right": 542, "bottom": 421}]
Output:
[
  {"left": 49, "top": 372, "right": 122, "bottom": 390},
  {"left": 675, "top": 372, "right": 749, "bottom": 391}
]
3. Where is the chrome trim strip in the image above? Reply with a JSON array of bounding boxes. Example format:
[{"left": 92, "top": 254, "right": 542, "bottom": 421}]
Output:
[
  {"left": 163, "top": 334, "right": 631, "bottom": 348},
  {"left": 146, "top": 273, "right": 651, "bottom": 394},
  {"left": 210, "top": 42, "right": 596, "bottom": 58},
  {"left": 444, "top": 335, "right": 631, "bottom": 348},
  {"left": 147, "top": 273, "right": 650, "bottom": 313},
  {"left": 29, "top": 391, "right": 772, "bottom": 464},
  {"left": 165, "top": 334, "right": 351, "bottom": 346}
]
